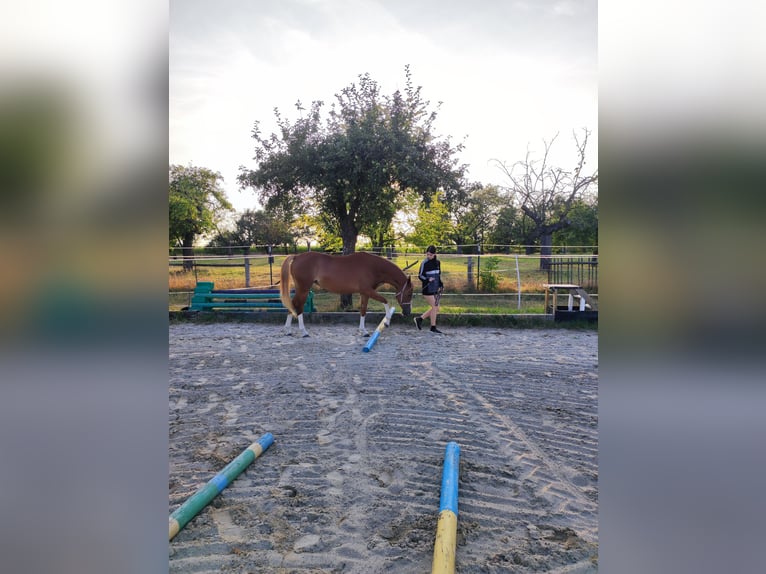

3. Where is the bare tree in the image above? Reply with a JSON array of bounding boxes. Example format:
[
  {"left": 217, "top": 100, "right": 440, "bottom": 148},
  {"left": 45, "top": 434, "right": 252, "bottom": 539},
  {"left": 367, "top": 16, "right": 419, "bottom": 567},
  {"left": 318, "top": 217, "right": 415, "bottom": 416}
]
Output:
[{"left": 492, "top": 129, "right": 598, "bottom": 269}]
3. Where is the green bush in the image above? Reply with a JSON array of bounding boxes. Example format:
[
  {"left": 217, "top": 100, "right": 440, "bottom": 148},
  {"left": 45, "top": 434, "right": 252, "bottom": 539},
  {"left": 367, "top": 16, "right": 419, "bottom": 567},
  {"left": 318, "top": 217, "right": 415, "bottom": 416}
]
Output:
[{"left": 479, "top": 256, "right": 500, "bottom": 292}]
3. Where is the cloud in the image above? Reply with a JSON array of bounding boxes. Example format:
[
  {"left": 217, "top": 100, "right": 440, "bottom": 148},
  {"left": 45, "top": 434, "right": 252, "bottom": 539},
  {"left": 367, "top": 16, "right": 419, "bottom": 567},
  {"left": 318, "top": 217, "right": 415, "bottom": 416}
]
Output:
[
  {"left": 170, "top": 0, "right": 598, "bottom": 211},
  {"left": 551, "top": 1, "right": 579, "bottom": 17}
]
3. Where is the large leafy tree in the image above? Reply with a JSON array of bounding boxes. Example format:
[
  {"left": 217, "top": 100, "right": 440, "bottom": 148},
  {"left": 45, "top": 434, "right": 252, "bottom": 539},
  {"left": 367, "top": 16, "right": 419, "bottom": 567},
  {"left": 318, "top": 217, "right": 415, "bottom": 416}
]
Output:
[
  {"left": 291, "top": 212, "right": 322, "bottom": 251},
  {"left": 211, "top": 209, "right": 292, "bottom": 249},
  {"left": 439, "top": 181, "right": 479, "bottom": 252},
  {"left": 488, "top": 204, "right": 523, "bottom": 250},
  {"left": 208, "top": 209, "right": 294, "bottom": 282},
  {"left": 492, "top": 129, "right": 598, "bottom": 269},
  {"left": 238, "top": 66, "right": 465, "bottom": 307},
  {"left": 449, "top": 184, "right": 505, "bottom": 253},
  {"left": 407, "top": 192, "right": 453, "bottom": 249},
  {"left": 169, "top": 164, "right": 232, "bottom": 270},
  {"left": 552, "top": 198, "right": 598, "bottom": 248}
]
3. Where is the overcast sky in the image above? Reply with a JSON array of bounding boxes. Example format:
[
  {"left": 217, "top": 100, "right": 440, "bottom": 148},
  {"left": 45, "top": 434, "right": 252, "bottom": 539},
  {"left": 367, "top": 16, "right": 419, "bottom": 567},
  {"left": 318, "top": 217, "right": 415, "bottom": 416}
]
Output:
[{"left": 170, "top": 0, "right": 597, "bottom": 212}]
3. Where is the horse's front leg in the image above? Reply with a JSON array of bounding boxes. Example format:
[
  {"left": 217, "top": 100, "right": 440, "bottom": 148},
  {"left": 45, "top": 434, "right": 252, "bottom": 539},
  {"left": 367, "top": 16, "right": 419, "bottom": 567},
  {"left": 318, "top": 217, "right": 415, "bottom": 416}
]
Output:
[
  {"left": 358, "top": 295, "right": 370, "bottom": 337},
  {"left": 383, "top": 303, "right": 395, "bottom": 326},
  {"left": 364, "top": 290, "right": 391, "bottom": 327}
]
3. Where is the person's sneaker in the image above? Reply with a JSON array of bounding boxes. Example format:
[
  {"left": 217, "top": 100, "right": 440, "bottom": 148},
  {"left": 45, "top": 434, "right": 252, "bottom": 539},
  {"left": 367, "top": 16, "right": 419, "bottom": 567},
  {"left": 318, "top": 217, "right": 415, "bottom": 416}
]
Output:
[
  {"left": 429, "top": 326, "right": 443, "bottom": 334},
  {"left": 414, "top": 317, "right": 423, "bottom": 330}
]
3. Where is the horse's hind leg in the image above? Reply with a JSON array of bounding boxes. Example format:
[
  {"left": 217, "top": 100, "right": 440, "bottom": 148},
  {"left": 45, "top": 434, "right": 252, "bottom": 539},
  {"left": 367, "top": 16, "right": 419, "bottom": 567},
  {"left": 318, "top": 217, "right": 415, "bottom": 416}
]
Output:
[
  {"left": 282, "top": 313, "right": 294, "bottom": 336},
  {"left": 296, "top": 314, "right": 309, "bottom": 338},
  {"left": 291, "top": 291, "right": 310, "bottom": 337}
]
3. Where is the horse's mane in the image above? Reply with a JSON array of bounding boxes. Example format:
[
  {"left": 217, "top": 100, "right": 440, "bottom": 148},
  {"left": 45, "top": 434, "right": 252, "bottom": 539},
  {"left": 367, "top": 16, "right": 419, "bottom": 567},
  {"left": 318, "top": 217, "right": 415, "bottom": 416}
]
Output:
[{"left": 369, "top": 253, "right": 408, "bottom": 281}]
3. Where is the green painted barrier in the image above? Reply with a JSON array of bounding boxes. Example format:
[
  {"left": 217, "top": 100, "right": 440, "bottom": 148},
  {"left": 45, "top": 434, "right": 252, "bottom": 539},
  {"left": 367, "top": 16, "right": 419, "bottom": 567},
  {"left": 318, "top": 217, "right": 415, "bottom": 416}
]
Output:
[
  {"left": 189, "top": 282, "right": 315, "bottom": 313},
  {"left": 169, "top": 433, "right": 274, "bottom": 541}
]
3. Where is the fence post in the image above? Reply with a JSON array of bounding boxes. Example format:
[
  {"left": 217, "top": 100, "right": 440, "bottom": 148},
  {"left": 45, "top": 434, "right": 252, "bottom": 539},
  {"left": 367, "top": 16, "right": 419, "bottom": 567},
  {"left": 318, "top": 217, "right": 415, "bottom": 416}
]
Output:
[
  {"left": 268, "top": 244, "right": 274, "bottom": 285},
  {"left": 476, "top": 244, "right": 481, "bottom": 291},
  {"left": 515, "top": 254, "right": 521, "bottom": 310},
  {"left": 244, "top": 249, "right": 251, "bottom": 288}
]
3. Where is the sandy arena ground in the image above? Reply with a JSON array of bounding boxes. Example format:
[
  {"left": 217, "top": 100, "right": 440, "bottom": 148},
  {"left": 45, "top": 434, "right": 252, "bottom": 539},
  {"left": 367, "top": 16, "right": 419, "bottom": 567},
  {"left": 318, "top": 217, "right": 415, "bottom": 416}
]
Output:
[{"left": 169, "top": 320, "right": 598, "bottom": 573}]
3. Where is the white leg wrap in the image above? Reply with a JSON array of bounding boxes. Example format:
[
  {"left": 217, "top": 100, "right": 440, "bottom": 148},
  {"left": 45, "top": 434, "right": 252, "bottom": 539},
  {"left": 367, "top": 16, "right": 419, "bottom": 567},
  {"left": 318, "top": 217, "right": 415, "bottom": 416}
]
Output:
[
  {"left": 297, "top": 314, "right": 309, "bottom": 337},
  {"left": 283, "top": 314, "right": 293, "bottom": 335},
  {"left": 384, "top": 303, "right": 393, "bottom": 325},
  {"left": 359, "top": 315, "right": 368, "bottom": 336}
]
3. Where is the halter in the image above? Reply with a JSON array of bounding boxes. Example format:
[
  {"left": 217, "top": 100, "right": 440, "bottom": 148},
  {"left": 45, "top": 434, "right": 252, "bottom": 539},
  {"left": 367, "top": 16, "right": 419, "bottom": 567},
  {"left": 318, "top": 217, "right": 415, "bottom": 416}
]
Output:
[{"left": 395, "top": 277, "right": 411, "bottom": 300}]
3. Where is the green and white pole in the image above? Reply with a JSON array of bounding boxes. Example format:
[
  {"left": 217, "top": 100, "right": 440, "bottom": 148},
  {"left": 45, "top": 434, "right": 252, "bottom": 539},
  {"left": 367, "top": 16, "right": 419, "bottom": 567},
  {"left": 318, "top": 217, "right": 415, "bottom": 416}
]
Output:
[
  {"left": 431, "top": 441, "right": 460, "bottom": 574},
  {"left": 169, "top": 432, "right": 274, "bottom": 541}
]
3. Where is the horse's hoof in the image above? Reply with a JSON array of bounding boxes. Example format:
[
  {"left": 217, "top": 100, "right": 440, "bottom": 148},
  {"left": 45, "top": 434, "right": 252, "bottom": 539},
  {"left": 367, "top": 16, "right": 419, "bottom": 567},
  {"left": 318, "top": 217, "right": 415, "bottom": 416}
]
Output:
[{"left": 301, "top": 333, "right": 310, "bottom": 338}]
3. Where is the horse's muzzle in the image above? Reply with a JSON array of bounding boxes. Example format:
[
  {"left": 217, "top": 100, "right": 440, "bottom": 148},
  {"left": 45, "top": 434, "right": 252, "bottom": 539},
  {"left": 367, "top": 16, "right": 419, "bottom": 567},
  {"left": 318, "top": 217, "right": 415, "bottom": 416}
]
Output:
[{"left": 400, "top": 303, "right": 412, "bottom": 317}]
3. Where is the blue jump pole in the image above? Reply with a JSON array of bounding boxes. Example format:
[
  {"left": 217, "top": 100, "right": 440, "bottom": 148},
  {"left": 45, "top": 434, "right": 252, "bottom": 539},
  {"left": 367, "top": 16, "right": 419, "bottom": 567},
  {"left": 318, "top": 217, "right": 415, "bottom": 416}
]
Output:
[
  {"left": 169, "top": 433, "right": 274, "bottom": 540},
  {"left": 432, "top": 441, "right": 460, "bottom": 574},
  {"left": 362, "top": 316, "right": 389, "bottom": 353}
]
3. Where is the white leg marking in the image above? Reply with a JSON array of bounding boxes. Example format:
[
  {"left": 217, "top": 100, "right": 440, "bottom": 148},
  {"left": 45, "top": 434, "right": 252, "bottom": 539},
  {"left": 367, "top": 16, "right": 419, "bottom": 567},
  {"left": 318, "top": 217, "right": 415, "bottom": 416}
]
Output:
[
  {"left": 283, "top": 314, "right": 293, "bottom": 335},
  {"left": 384, "top": 303, "right": 393, "bottom": 326},
  {"left": 298, "top": 314, "right": 309, "bottom": 337}
]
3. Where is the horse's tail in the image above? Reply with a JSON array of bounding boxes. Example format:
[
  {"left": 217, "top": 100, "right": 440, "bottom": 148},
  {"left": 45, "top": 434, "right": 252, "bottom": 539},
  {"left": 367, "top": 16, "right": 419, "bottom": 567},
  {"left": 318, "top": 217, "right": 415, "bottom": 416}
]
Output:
[{"left": 280, "top": 255, "right": 298, "bottom": 317}]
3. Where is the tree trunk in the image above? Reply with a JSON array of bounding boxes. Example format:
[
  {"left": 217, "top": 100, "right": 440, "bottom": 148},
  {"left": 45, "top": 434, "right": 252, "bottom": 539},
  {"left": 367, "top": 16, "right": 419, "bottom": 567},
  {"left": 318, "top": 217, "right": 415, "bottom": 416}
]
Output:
[
  {"left": 339, "top": 217, "right": 358, "bottom": 310},
  {"left": 539, "top": 233, "right": 553, "bottom": 270},
  {"left": 182, "top": 234, "right": 194, "bottom": 271}
]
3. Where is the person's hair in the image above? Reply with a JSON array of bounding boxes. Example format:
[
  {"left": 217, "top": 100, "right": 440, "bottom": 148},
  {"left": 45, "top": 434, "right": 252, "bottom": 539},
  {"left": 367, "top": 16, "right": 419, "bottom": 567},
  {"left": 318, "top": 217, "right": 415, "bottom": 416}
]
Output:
[{"left": 426, "top": 245, "right": 437, "bottom": 254}]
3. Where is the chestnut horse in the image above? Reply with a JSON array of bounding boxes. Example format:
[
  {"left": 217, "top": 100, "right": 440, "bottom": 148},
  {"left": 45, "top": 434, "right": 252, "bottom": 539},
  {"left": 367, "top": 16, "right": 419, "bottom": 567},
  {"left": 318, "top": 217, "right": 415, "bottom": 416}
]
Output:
[{"left": 280, "top": 252, "right": 413, "bottom": 337}]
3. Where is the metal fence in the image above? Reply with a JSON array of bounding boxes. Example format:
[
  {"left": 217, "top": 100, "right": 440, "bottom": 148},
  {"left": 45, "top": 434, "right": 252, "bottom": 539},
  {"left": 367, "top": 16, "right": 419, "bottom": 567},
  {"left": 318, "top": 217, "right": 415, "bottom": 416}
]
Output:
[
  {"left": 169, "top": 246, "right": 599, "bottom": 312},
  {"left": 546, "top": 256, "right": 599, "bottom": 290}
]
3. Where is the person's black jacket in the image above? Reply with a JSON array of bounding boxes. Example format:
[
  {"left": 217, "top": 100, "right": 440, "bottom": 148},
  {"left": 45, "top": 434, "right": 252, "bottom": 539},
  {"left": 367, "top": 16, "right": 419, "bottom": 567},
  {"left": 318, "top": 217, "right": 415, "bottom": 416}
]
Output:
[{"left": 418, "top": 257, "right": 443, "bottom": 295}]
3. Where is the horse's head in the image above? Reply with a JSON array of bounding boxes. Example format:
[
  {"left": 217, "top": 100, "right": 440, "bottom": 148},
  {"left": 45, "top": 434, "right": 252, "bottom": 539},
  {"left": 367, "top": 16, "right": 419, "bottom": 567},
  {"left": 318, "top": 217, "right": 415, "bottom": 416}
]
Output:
[{"left": 397, "top": 276, "right": 413, "bottom": 317}]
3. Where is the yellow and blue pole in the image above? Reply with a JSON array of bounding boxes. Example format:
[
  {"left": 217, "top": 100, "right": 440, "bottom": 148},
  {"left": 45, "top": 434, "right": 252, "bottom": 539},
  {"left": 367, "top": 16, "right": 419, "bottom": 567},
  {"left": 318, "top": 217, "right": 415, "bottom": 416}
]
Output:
[
  {"left": 362, "top": 316, "right": 388, "bottom": 353},
  {"left": 169, "top": 432, "right": 274, "bottom": 541},
  {"left": 432, "top": 441, "right": 460, "bottom": 574}
]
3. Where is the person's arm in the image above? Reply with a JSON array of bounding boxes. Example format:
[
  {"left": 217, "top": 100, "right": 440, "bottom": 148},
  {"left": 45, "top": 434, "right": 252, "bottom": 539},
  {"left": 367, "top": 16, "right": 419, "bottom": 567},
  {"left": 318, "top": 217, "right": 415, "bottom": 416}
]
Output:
[{"left": 418, "top": 260, "right": 428, "bottom": 283}]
